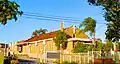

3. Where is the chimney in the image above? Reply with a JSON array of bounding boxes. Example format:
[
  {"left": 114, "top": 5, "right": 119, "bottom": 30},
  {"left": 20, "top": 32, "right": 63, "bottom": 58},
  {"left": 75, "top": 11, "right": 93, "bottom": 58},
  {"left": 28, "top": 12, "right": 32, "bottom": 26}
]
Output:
[
  {"left": 73, "top": 26, "right": 76, "bottom": 34},
  {"left": 73, "top": 26, "right": 76, "bottom": 38},
  {"left": 60, "top": 21, "right": 64, "bottom": 31}
]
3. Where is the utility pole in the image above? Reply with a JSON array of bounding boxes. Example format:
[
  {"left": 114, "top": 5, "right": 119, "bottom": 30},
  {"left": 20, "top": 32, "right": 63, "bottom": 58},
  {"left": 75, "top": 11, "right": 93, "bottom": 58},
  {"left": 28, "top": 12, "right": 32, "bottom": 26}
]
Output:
[{"left": 59, "top": 44, "right": 62, "bottom": 64}]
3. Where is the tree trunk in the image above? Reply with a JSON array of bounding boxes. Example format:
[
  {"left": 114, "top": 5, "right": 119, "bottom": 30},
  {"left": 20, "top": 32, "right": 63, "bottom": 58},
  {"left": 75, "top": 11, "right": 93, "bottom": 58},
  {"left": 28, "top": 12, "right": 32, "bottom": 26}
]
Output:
[{"left": 93, "top": 32, "right": 96, "bottom": 46}]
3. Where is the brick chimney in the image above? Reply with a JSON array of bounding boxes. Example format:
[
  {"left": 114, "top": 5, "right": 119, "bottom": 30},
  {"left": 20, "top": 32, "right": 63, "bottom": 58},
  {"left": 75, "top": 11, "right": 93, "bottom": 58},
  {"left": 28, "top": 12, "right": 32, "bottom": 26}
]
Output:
[{"left": 60, "top": 21, "right": 64, "bottom": 31}]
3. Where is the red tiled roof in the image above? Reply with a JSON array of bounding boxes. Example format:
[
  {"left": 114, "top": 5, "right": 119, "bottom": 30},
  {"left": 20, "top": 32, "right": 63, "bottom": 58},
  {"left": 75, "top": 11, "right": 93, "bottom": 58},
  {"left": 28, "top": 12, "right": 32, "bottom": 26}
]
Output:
[
  {"left": 24, "top": 31, "right": 59, "bottom": 42},
  {"left": 20, "top": 26, "right": 89, "bottom": 42},
  {"left": 23, "top": 27, "right": 72, "bottom": 42}
]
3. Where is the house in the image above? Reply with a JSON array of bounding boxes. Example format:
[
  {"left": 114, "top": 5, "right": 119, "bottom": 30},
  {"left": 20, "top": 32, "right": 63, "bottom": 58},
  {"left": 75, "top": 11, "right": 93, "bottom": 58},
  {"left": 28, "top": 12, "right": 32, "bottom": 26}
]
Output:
[
  {"left": 0, "top": 43, "right": 8, "bottom": 48},
  {"left": 9, "top": 22, "right": 92, "bottom": 62}
]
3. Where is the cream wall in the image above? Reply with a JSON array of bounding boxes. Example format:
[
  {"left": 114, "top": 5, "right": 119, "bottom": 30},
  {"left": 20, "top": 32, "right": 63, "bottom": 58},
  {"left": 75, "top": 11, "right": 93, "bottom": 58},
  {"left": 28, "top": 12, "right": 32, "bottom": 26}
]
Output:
[{"left": 14, "top": 39, "right": 82, "bottom": 56}]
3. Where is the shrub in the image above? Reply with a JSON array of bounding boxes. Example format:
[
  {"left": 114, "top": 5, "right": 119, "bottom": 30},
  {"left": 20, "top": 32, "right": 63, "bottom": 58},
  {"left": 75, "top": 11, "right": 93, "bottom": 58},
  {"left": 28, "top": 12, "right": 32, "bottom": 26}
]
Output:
[
  {"left": 36, "top": 59, "right": 42, "bottom": 64},
  {"left": 4, "top": 55, "right": 19, "bottom": 64},
  {"left": 11, "top": 60, "right": 19, "bottom": 64},
  {"left": 14, "top": 54, "right": 28, "bottom": 56},
  {"left": 62, "top": 61, "right": 69, "bottom": 64},
  {"left": 62, "top": 61, "right": 78, "bottom": 64},
  {"left": 11, "top": 55, "right": 19, "bottom": 64}
]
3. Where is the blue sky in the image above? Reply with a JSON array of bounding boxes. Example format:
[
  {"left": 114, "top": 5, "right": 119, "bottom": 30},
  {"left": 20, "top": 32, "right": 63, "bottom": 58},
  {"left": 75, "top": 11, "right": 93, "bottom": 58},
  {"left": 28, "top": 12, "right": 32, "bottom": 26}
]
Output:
[{"left": 0, "top": 0, "right": 107, "bottom": 43}]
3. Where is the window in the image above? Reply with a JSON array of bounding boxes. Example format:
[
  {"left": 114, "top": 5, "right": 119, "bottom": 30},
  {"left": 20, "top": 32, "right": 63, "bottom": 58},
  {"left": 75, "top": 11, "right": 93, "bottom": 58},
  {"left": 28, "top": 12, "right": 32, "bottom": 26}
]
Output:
[{"left": 17, "top": 45, "right": 22, "bottom": 53}]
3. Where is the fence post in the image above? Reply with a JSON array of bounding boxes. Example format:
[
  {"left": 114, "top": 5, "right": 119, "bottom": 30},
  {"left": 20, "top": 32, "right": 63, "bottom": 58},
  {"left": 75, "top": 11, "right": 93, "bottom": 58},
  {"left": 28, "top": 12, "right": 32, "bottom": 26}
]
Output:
[
  {"left": 84, "top": 55, "right": 86, "bottom": 64},
  {"left": 75, "top": 54, "right": 76, "bottom": 62},
  {"left": 88, "top": 51, "right": 89, "bottom": 64},
  {"left": 70, "top": 56, "right": 72, "bottom": 63},
  {"left": 63, "top": 53, "right": 64, "bottom": 61},
  {"left": 78, "top": 53, "right": 81, "bottom": 64},
  {"left": 92, "top": 50, "right": 94, "bottom": 64}
]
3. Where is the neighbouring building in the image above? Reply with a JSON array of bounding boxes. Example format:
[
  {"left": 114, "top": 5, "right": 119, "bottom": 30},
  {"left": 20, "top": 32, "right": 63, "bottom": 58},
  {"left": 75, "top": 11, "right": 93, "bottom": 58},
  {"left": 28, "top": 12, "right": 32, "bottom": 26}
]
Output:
[
  {"left": 9, "top": 22, "right": 93, "bottom": 62},
  {"left": 0, "top": 43, "right": 8, "bottom": 56},
  {"left": 0, "top": 43, "right": 8, "bottom": 48}
]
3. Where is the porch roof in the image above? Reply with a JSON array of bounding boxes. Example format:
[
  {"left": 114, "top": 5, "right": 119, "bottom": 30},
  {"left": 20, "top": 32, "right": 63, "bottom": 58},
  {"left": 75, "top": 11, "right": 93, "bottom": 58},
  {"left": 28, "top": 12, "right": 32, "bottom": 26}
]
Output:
[{"left": 68, "top": 38, "right": 92, "bottom": 42}]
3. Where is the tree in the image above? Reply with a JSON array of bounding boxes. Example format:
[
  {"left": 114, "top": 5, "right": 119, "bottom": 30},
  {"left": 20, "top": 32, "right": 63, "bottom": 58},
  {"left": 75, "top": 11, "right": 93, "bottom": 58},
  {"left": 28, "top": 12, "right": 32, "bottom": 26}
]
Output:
[
  {"left": 104, "top": 40, "right": 113, "bottom": 52},
  {"left": 0, "top": 0, "right": 23, "bottom": 25},
  {"left": 95, "top": 42, "right": 104, "bottom": 51},
  {"left": 94, "top": 40, "right": 113, "bottom": 52},
  {"left": 53, "top": 31, "right": 68, "bottom": 50},
  {"left": 79, "top": 17, "right": 96, "bottom": 44},
  {"left": 72, "top": 41, "right": 112, "bottom": 53},
  {"left": 88, "top": 0, "right": 120, "bottom": 42},
  {"left": 32, "top": 28, "right": 48, "bottom": 36},
  {"left": 72, "top": 42, "right": 90, "bottom": 53}
]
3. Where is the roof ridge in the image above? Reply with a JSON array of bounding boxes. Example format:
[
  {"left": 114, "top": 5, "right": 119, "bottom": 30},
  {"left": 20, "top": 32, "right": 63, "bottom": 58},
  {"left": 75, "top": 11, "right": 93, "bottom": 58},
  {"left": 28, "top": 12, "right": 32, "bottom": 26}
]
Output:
[{"left": 41, "top": 26, "right": 73, "bottom": 35}]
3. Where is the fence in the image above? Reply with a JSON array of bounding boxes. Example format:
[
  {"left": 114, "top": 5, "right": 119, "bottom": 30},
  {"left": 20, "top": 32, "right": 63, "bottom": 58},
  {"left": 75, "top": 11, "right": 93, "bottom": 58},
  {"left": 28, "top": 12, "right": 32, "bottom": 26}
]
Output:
[
  {"left": 61, "top": 51, "right": 93, "bottom": 64},
  {"left": 60, "top": 51, "right": 114, "bottom": 64}
]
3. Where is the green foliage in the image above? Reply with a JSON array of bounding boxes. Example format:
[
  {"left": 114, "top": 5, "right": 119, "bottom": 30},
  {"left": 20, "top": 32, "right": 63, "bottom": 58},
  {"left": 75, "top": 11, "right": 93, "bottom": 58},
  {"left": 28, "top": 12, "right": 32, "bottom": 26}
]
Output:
[
  {"left": 73, "top": 41, "right": 113, "bottom": 53},
  {"left": 14, "top": 54, "right": 28, "bottom": 58},
  {"left": 117, "top": 42, "right": 120, "bottom": 50},
  {"left": 62, "top": 61, "right": 78, "bottom": 64},
  {"left": 53, "top": 31, "right": 68, "bottom": 50},
  {"left": 32, "top": 28, "right": 48, "bottom": 37},
  {"left": 36, "top": 59, "right": 42, "bottom": 64},
  {"left": 88, "top": 0, "right": 120, "bottom": 42},
  {"left": 94, "top": 42, "right": 104, "bottom": 51},
  {"left": 53, "top": 59, "right": 60, "bottom": 64},
  {"left": 79, "top": 17, "right": 96, "bottom": 37},
  {"left": 72, "top": 42, "right": 92, "bottom": 53},
  {"left": 4, "top": 55, "right": 19, "bottom": 64},
  {"left": 0, "top": 0, "right": 23, "bottom": 25},
  {"left": 104, "top": 40, "right": 113, "bottom": 52},
  {"left": 11, "top": 60, "right": 19, "bottom": 64},
  {"left": 96, "top": 41, "right": 113, "bottom": 52},
  {"left": 62, "top": 61, "right": 69, "bottom": 64}
]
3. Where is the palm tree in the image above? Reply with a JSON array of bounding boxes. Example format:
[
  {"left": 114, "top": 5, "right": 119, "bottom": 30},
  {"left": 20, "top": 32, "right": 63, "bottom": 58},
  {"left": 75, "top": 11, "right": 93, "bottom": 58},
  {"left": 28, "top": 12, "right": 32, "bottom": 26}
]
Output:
[
  {"left": 32, "top": 28, "right": 48, "bottom": 37},
  {"left": 79, "top": 17, "right": 96, "bottom": 45}
]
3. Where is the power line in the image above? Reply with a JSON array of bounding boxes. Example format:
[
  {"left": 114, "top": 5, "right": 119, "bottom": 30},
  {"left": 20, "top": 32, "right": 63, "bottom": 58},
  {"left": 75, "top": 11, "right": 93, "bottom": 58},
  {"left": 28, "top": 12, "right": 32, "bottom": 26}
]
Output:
[
  {"left": 24, "top": 12, "right": 106, "bottom": 24},
  {"left": 22, "top": 15, "right": 107, "bottom": 31},
  {"left": 22, "top": 15, "right": 81, "bottom": 24},
  {"left": 23, "top": 12, "right": 107, "bottom": 24},
  {"left": 24, "top": 12, "right": 105, "bottom": 22},
  {"left": 96, "top": 24, "right": 106, "bottom": 31},
  {"left": 23, "top": 13, "right": 82, "bottom": 23},
  {"left": 24, "top": 12, "right": 83, "bottom": 20}
]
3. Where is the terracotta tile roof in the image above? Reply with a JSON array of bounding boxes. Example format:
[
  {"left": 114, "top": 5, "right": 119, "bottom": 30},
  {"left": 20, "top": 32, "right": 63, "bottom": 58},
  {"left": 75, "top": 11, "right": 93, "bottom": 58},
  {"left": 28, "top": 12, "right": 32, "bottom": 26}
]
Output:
[
  {"left": 24, "top": 31, "right": 59, "bottom": 42},
  {"left": 23, "top": 27, "right": 72, "bottom": 42},
  {"left": 20, "top": 26, "right": 89, "bottom": 42}
]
